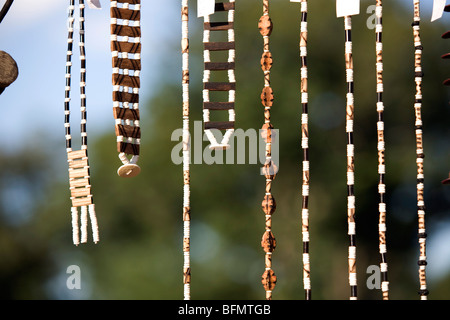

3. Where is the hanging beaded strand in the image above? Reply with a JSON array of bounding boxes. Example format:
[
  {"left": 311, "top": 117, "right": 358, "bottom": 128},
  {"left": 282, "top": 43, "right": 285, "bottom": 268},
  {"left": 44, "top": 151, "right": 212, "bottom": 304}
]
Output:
[
  {"left": 298, "top": 0, "right": 311, "bottom": 301},
  {"left": 343, "top": 14, "right": 357, "bottom": 300},
  {"left": 374, "top": 0, "right": 389, "bottom": 300},
  {"left": 64, "top": 0, "right": 99, "bottom": 245},
  {"left": 259, "top": 0, "right": 277, "bottom": 301},
  {"left": 412, "top": 0, "right": 428, "bottom": 300},
  {"left": 110, "top": 0, "right": 142, "bottom": 178},
  {"left": 181, "top": 0, "right": 191, "bottom": 301},
  {"left": 202, "top": 0, "right": 236, "bottom": 150}
]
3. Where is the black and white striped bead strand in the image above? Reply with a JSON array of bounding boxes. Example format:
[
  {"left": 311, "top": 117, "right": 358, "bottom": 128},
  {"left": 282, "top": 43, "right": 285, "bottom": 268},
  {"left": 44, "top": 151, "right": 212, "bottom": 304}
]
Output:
[
  {"left": 344, "top": 14, "right": 357, "bottom": 300},
  {"left": 375, "top": 0, "right": 389, "bottom": 300},
  {"left": 64, "top": 0, "right": 99, "bottom": 245},
  {"left": 64, "top": 0, "right": 75, "bottom": 152},
  {"left": 299, "top": 0, "right": 311, "bottom": 301}
]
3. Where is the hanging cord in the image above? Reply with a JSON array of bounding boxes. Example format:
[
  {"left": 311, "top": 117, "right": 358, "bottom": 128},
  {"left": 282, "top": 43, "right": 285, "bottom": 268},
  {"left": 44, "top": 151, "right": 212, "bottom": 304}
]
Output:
[
  {"left": 412, "top": 0, "right": 428, "bottom": 300},
  {"left": 110, "top": 0, "right": 142, "bottom": 178},
  {"left": 64, "top": 0, "right": 99, "bottom": 245},
  {"left": 0, "top": 0, "right": 14, "bottom": 24},
  {"left": 343, "top": 15, "right": 357, "bottom": 300},
  {"left": 202, "top": 1, "right": 236, "bottom": 150},
  {"left": 298, "top": 0, "right": 311, "bottom": 301},
  {"left": 259, "top": 0, "right": 277, "bottom": 300},
  {"left": 374, "top": 0, "right": 389, "bottom": 300},
  {"left": 181, "top": 0, "right": 191, "bottom": 301}
]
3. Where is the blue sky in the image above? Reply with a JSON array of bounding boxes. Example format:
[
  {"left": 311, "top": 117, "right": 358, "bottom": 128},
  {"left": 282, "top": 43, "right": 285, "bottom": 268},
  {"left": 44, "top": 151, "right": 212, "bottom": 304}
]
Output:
[{"left": 0, "top": 0, "right": 179, "bottom": 153}]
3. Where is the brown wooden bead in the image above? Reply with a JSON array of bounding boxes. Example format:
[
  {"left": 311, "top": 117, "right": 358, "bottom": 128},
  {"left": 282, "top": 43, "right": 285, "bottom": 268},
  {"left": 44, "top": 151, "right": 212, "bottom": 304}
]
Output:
[
  {"left": 261, "top": 269, "right": 277, "bottom": 291},
  {"left": 261, "top": 230, "right": 276, "bottom": 252},
  {"left": 183, "top": 267, "right": 191, "bottom": 284},
  {"left": 204, "top": 41, "right": 235, "bottom": 51},
  {"left": 262, "top": 194, "right": 276, "bottom": 215},
  {"left": 115, "top": 124, "right": 141, "bottom": 139},
  {"left": 260, "top": 123, "right": 273, "bottom": 143},
  {"left": 0, "top": 51, "right": 18, "bottom": 89},
  {"left": 112, "top": 74, "right": 140, "bottom": 88},
  {"left": 204, "top": 22, "right": 234, "bottom": 31},
  {"left": 110, "top": 7, "right": 140, "bottom": 21},
  {"left": 258, "top": 15, "right": 273, "bottom": 37},
  {"left": 262, "top": 161, "right": 278, "bottom": 180},
  {"left": 113, "top": 106, "right": 140, "bottom": 120},
  {"left": 112, "top": 57, "right": 141, "bottom": 71},
  {"left": 111, "top": 25, "right": 141, "bottom": 38},
  {"left": 261, "top": 52, "right": 273, "bottom": 72},
  {"left": 261, "top": 86, "right": 274, "bottom": 107},
  {"left": 204, "top": 121, "right": 234, "bottom": 130},
  {"left": 111, "top": 41, "right": 141, "bottom": 54},
  {"left": 117, "top": 141, "right": 140, "bottom": 155},
  {"left": 117, "top": 0, "right": 140, "bottom": 4}
]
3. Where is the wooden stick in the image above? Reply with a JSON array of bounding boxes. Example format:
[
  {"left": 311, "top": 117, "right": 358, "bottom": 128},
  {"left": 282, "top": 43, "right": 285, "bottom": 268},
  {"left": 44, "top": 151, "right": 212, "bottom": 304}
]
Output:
[{"left": 0, "top": 0, "right": 14, "bottom": 25}]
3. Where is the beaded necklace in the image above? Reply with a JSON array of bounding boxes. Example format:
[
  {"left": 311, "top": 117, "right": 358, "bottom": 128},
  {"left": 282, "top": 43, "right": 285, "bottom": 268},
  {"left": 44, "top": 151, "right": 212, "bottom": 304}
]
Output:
[
  {"left": 202, "top": 0, "right": 236, "bottom": 150},
  {"left": 412, "top": 0, "right": 428, "bottom": 300},
  {"left": 343, "top": 13, "right": 357, "bottom": 301},
  {"left": 297, "top": 0, "right": 311, "bottom": 300},
  {"left": 110, "top": 0, "right": 142, "bottom": 178},
  {"left": 181, "top": 0, "right": 191, "bottom": 301},
  {"left": 374, "top": 0, "right": 389, "bottom": 300},
  {"left": 259, "top": 0, "right": 277, "bottom": 301},
  {"left": 64, "top": 0, "right": 99, "bottom": 245}
]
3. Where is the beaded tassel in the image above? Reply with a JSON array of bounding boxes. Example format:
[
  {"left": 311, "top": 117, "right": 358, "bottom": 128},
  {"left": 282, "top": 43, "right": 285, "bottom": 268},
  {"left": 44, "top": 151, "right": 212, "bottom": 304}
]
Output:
[
  {"left": 110, "top": 0, "right": 142, "bottom": 178},
  {"left": 298, "top": 0, "right": 311, "bottom": 300},
  {"left": 343, "top": 15, "right": 357, "bottom": 300},
  {"left": 375, "top": 0, "right": 389, "bottom": 300},
  {"left": 202, "top": 0, "right": 236, "bottom": 150},
  {"left": 259, "top": 0, "right": 277, "bottom": 300},
  {"left": 64, "top": 0, "right": 99, "bottom": 245},
  {"left": 412, "top": 0, "right": 428, "bottom": 300},
  {"left": 181, "top": 0, "right": 191, "bottom": 301}
]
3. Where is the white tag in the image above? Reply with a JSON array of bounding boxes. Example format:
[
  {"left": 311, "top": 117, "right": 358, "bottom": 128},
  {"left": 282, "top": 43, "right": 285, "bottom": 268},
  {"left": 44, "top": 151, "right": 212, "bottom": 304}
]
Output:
[
  {"left": 87, "top": 0, "right": 101, "bottom": 9},
  {"left": 431, "top": 0, "right": 446, "bottom": 22},
  {"left": 336, "top": 0, "right": 360, "bottom": 17},
  {"left": 290, "top": 0, "right": 301, "bottom": 2},
  {"left": 198, "top": 0, "right": 215, "bottom": 17}
]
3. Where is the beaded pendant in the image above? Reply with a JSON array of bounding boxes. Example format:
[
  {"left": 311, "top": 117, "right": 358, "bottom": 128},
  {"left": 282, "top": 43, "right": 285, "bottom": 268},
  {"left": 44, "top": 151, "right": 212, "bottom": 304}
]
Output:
[
  {"left": 110, "top": 0, "right": 142, "bottom": 177},
  {"left": 64, "top": 0, "right": 99, "bottom": 245},
  {"left": 201, "top": 0, "right": 236, "bottom": 150}
]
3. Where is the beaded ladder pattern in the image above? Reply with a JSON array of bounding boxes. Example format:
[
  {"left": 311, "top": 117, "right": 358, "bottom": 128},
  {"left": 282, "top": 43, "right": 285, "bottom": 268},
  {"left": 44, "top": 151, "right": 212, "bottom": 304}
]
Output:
[
  {"left": 299, "top": 0, "right": 311, "bottom": 301},
  {"left": 110, "top": 0, "right": 142, "bottom": 177},
  {"left": 343, "top": 14, "right": 357, "bottom": 300},
  {"left": 374, "top": 0, "right": 389, "bottom": 300},
  {"left": 202, "top": 0, "right": 236, "bottom": 150},
  {"left": 64, "top": 0, "right": 99, "bottom": 245},
  {"left": 412, "top": 0, "right": 428, "bottom": 300},
  {"left": 181, "top": 0, "right": 191, "bottom": 301},
  {"left": 259, "top": 0, "right": 277, "bottom": 300}
]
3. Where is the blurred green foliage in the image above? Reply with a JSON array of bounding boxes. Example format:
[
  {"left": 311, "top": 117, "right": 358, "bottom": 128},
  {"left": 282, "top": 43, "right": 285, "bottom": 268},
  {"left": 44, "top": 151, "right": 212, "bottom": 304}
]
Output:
[{"left": 1, "top": 0, "right": 450, "bottom": 300}]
